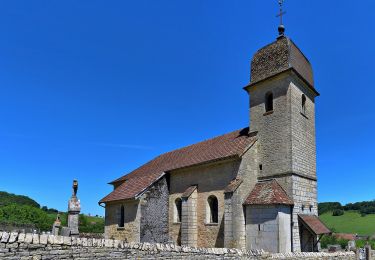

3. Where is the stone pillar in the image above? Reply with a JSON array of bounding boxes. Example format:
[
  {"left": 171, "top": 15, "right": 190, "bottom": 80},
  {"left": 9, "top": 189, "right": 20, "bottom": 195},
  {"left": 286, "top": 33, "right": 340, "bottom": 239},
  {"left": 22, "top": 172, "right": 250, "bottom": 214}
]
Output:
[
  {"left": 181, "top": 187, "right": 197, "bottom": 247},
  {"left": 68, "top": 180, "right": 81, "bottom": 237},
  {"left": 365, "top": 243, "right": 371, "bottom": 260},
  {"left": 224, "top": 193, "right": 233, "bottom": 248}
]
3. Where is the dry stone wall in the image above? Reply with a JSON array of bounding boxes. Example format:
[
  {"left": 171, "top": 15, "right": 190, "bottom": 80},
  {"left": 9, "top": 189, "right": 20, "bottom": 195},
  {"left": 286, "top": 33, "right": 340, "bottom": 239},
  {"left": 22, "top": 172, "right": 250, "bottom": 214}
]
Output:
[
  {"left": 0, "top": 231, "right": 356, "bottom": 259},
  {"left": 140, "top": 177, "right": 169, "bottom": 243}
]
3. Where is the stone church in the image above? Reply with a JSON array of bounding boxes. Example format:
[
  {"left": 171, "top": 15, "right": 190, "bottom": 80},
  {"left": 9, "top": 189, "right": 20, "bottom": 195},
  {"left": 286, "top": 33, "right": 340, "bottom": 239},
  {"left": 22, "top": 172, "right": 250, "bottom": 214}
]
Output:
[{"left": 99, "top": 24, "right": 331, "bottom": 253}]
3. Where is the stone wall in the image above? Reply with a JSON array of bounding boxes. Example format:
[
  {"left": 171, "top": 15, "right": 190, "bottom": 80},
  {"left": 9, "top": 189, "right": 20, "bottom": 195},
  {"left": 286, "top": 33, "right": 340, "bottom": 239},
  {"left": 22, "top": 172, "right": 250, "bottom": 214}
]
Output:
[
  {"left": 104, "top": 200, "right": 141, "bottom": 242},
  {"left": 0, "top": 231, "right": 356, "bottom": 259},
  {"left": 245, "top": 205, "right": 292, "bottom": 253},
  {"left": 181, "top": 186, "right": 198, "bottom": 247},
  {"left": 140, "top": 177, "right": 169, "bottom": 243},
  {"left": 168, "top": 159, "right": 239, "bottom": 248},
  {"left": 224, "top": 139, "right": 258, "bottom": 249},
  {"left": 290, "top": 80, "right": 317, "bottom": 179},
  {"left": 290, "top": 175, "right": 318, "bottom": 252},
  {"left": 248, "top": 73, "right": 292, "bottom": 178},
  {"left": 247, "top": 71, "right": 318, "bottom": 181}
]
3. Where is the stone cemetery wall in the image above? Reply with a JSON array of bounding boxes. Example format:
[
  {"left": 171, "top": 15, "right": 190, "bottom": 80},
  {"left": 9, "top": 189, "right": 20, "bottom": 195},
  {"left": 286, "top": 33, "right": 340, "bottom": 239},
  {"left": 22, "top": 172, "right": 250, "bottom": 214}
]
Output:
[{"left": 0, "top": 231, "right": 356, "bottom": 260}]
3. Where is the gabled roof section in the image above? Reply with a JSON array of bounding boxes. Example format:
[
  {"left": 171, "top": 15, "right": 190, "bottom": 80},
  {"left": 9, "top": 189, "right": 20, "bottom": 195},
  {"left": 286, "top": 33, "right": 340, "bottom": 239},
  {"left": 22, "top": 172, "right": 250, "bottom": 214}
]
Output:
[
  {"left": 181, "top": 185, "right": 197, "bottom": 199},
  {"left": 244, "top": 179, "right": 293, "bottom": 206},
  {"left": 298, "top": 214, "right": 331, "bottom": 235},
  {"left": 100, "top": 127, "right": 257, "bottom": 203},
  {"left": 224, "top": 178, "right": 243, "bottom": 193}
]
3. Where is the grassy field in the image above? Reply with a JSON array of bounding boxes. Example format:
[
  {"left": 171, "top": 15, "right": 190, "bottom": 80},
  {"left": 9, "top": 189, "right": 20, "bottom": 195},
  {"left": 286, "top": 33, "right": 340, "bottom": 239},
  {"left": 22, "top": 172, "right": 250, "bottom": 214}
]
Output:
[
  {"left": 320, "top": 210, "right": 375, "bottom": 236},
  {"left": 48, "top": 212, "right": 104, "bottom": 233}
]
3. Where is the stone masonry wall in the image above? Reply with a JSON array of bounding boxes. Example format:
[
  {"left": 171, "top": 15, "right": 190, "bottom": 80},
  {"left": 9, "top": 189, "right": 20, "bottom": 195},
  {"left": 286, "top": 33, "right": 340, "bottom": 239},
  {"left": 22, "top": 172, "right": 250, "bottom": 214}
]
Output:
[
  {"left": 245, "top": 205, "right": 292, "bottom": 253},
  {"left": 104, "top": 200, "right": 141, "bottom": 242},
  {"left": 169, "top": 159, "right": 239, "bottom": 248},
  {"left": 290, "top": 79, "right": 317, "bottom": 178},
  {"left": 140, "top": 177, "right": 169, "bottom": 243},
  {"left": 291, "top": 175, "right": 318, "bottom": 252},
  {"left": 248, "top": 73, "right": 292, "bottom": 178},
  {"left": 0, "top": 231, "right": 355, "bottom": 260},
  {"left": 224, "top": 140, "right": 258, "bottom": 249},
  {"left": 248, "top": 72, "right": 318, "bottom": 181},
  {"left": 181, "top": 187, "right": 198, "bottom": 247}
]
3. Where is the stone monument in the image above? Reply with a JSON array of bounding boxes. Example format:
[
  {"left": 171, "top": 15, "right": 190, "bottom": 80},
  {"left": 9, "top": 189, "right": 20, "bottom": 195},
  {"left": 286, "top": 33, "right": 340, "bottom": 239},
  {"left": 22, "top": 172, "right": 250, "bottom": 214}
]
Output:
[
  {"left": 62, "top": 180, "right": 81, "bottom": 237},
  {"left": 51, "top": 214, "right": 61, "bottom": 236}
]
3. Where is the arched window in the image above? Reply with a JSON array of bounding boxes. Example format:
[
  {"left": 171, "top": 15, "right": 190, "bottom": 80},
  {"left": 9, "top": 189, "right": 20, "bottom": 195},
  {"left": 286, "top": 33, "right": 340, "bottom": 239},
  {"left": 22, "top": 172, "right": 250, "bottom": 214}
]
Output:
[
  {"left": 207, "top": 195, "right": 218, "bottom": 223},
  {"left": 174, "top": 198, "right": 182, "bottom": 223},
  {"left": 265, "top": 92, "right": 273, "bottom": 112},
  {"left": 301, "top": 94, "right": 306, "bottom": 114},
  {"left": 119, "top": 205, "right": 125, "bottom": 227}
]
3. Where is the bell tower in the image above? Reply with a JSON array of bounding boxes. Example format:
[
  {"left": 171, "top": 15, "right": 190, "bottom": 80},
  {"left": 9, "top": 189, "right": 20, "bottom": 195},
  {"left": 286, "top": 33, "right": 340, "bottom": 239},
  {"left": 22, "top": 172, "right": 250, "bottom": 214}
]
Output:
[
  {"left": 245, "top": 35, "right": 319, "bottom": 180},
  {"left": 244, "top": 22, "right": 321, "bottom": 251}
]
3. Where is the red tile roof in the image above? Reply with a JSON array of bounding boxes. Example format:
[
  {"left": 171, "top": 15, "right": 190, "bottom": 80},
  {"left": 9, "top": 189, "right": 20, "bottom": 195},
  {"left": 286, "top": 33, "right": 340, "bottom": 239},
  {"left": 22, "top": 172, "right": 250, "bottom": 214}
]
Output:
[
  {"left": 298, "top": 214, "right": 331, "bottom": 235},
  {"left": 243, "top": 179, "right": 293, "bottom": 206},
  {"left": 224, "top": 178, "right": 243, "bottom": 193},
  {"left": 181, "top": 185, "right": 197, "bottom": 199},
  {"left": 334, "top": 233, "right": 356, "bottom": 241},
  {"left": 99, "top": 127, "right": 256, "bottom": 203}
]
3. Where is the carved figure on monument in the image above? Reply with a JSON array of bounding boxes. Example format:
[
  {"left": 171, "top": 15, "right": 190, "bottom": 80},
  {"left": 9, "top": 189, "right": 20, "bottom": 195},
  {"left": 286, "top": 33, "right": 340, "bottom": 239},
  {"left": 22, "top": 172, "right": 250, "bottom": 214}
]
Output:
[{"left": 73, "top": 179, "right": 78, "bottom": 197}]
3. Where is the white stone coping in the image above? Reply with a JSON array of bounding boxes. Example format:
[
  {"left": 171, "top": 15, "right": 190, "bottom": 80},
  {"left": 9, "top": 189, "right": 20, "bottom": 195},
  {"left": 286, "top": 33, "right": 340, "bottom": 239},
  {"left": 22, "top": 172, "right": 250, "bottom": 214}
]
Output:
[{"left": 0, "top": 231, "right": 356, "bottom": 258}]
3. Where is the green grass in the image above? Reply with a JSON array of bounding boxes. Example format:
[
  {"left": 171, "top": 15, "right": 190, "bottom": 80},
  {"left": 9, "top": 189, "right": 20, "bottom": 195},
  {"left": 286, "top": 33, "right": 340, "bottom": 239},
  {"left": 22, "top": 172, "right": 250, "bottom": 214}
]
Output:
[
  {"left": 320, "top": 210, "right": 375, "bottom": 236},
  {"left": 46, "top": 212, "right": 104, "bottom": 233}
]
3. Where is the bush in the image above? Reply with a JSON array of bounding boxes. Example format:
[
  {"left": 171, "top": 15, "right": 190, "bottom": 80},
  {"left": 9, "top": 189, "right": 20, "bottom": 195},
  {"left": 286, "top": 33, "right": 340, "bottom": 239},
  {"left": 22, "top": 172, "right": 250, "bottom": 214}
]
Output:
[
  {"left": 356, "top": 239, "right": 375, "bottom": 249},
  {"left": 318, "top": 202, "right": 343, "bottom": 215},
  {"left": 0, "top": 204, "right": 54, "bottom": 231},
  {"left": 332, "top": 209, "right": 344, "bottom": 216},
  {"left": 320, "top": 235, "right": 348, "bottom": 249}
]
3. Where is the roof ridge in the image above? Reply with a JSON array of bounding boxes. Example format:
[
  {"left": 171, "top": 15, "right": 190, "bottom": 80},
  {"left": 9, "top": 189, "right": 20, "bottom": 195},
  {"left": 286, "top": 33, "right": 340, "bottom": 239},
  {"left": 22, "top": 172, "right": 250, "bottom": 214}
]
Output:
[
  {"left": 110, "top": 127, "right": 250, "bottom": 184},
  {"left": 159, "top": 127, "right": 249, "bottom": 157},
  {"left": 101, "top": 127, "right": 256, "bottom": 203}
]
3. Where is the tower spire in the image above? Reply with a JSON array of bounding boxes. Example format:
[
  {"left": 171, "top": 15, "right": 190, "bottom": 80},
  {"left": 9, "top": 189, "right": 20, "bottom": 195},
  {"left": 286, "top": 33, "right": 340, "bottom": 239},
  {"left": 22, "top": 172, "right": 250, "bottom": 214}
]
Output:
[{"left": 276, "top": 0, "right": 286, "bottom": 37}]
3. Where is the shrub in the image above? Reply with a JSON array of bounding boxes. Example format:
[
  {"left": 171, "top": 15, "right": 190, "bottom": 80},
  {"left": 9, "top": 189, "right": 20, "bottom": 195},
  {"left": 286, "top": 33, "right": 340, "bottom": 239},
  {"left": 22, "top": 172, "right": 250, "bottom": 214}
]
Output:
[
  {"left": 356, "top": 239, "right": 375, "bottom": 249},
  {"left": 320, "top": 235, "right": 349, "bottom": 249},
  {"left": 332, "top": 209, "right": 344, "bottom": 216},
  {"left": 318, "top": 202, "right": 343, "bottom": 215},
  {"left": 0, "top": 204, "right": 53, "bottom": 231}
]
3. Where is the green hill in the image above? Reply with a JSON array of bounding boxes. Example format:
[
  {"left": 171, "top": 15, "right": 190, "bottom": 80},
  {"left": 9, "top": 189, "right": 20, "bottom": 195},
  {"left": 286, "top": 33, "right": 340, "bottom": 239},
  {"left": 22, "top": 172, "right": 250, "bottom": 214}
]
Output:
[
  {"left": 0, "top": 191, "right": 40, "bottom": 208},
  {"left": 0, "top": 191, "right": 103, "bottom": 233},
  {"left": 320, "top": 210, "right": 375, "bottom": 236}
]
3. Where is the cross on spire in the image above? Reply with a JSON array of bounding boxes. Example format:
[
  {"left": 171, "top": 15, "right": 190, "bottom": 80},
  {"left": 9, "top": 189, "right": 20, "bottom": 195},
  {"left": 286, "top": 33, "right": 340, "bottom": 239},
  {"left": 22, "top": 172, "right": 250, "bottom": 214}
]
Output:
[{"left": 276, "top": 0, "right": 286, "bottom": 36}]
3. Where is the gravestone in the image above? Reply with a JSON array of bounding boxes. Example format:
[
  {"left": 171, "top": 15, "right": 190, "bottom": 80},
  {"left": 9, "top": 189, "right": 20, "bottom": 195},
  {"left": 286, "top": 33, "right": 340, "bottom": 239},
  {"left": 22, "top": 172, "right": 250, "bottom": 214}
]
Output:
[
  {"left": 51, "top": 214, "right": 61, "bottom": 236},
  {"left": 347, "top": 240, "right": 356, "bottom": 251}
]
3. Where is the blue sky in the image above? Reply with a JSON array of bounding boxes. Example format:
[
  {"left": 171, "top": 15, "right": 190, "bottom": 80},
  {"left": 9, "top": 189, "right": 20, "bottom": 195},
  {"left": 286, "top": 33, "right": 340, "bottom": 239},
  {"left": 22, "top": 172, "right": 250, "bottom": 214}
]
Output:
[{"left": 0, "top": 1, "right": 374, "bottom": 216}]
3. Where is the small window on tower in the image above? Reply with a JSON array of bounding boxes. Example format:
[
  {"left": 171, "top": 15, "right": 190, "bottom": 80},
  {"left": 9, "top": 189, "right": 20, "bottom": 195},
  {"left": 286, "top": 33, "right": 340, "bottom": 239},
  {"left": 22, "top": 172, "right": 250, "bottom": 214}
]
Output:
[
  {"left": 302, "top": 94, "right": 306, "bottom": 114},
  {"left": 265, "top": 92, "right": 274, "bottom": 112}
]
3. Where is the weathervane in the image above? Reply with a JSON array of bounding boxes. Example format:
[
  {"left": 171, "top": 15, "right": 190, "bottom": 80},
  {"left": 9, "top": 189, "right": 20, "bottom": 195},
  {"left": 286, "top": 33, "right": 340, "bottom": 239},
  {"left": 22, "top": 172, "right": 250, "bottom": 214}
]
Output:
[{"left": 276, "top": 0, "right": 286, "bottom": 36}]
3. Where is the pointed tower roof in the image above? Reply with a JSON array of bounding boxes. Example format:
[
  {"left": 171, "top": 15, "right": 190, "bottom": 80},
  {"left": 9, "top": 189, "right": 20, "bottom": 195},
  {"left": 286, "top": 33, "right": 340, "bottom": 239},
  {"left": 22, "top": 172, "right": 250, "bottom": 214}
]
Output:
[{"left": 246, "top": 36, "right": 318, "bottom": 95}]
